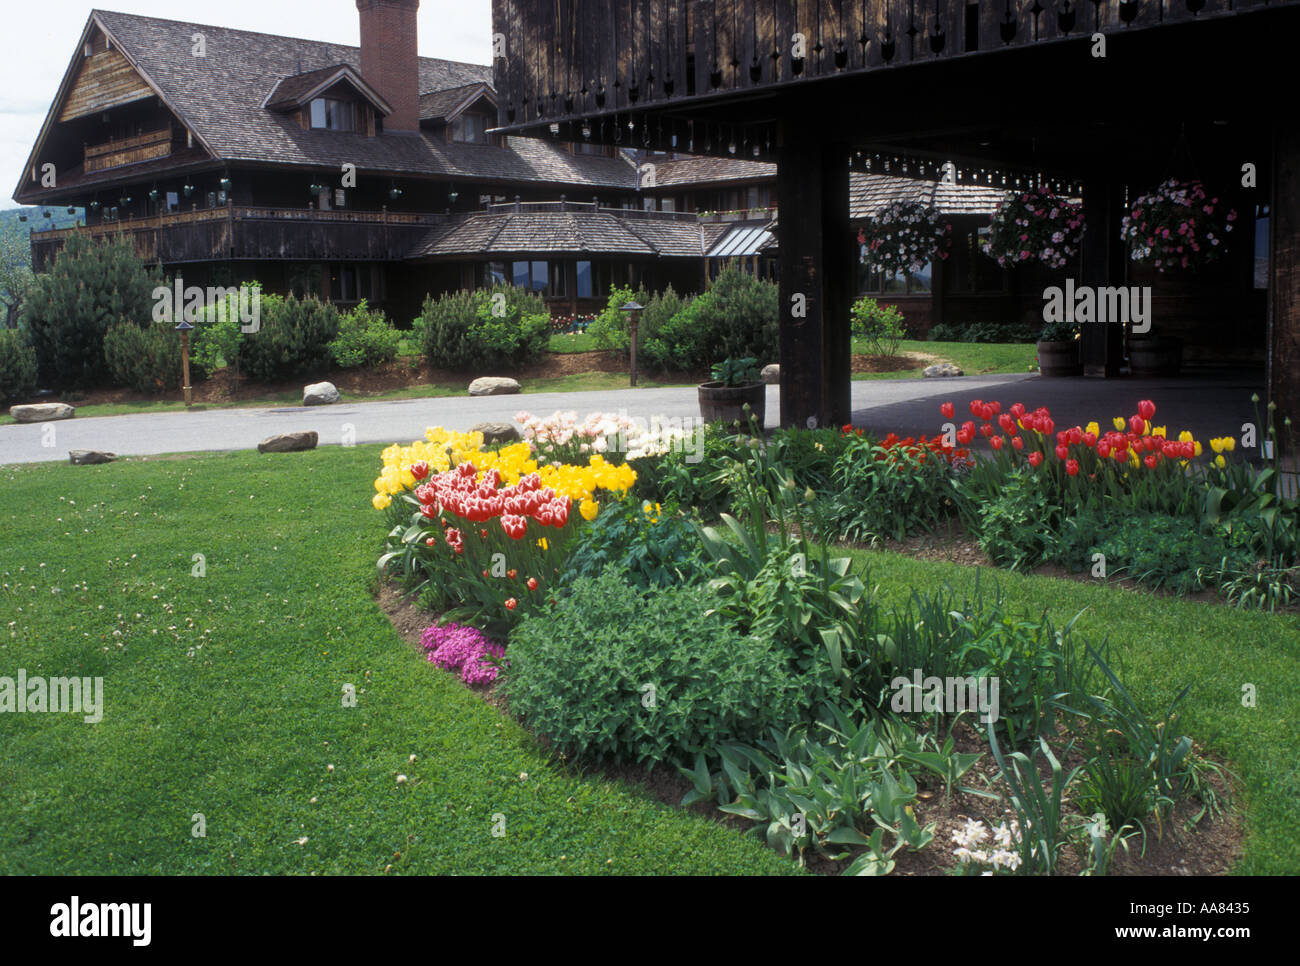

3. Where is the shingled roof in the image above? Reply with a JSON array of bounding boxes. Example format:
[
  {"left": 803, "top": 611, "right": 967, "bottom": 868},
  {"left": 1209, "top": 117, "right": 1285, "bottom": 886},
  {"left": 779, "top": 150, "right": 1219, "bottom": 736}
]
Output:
[
  {"left": 850, "top": 173, "right": 1008, "bottom": 219},
  {"left": 420, "top": 83, "right": 494, "bottom": 123},
  {"left": 645, "top": 155, "right": 775, "bottom": 188},
  {"left": 73, "top": 10, "right": 637, "bottom": 190},
  {"left": 410, "top": 210, "right": 722, "bottom": 259}
]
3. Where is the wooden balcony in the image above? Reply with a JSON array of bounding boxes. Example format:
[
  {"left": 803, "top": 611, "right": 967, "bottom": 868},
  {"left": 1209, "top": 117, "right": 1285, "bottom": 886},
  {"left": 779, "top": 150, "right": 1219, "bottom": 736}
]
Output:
[
  {"left": 84, "top": 127, "right": 172, "bottom": 173},
  {"left": 29, "top": 205, "right": 449, "bottom": 270},
  {"left": 492, "top": 0, "right": 1297, "bottom": 137}
]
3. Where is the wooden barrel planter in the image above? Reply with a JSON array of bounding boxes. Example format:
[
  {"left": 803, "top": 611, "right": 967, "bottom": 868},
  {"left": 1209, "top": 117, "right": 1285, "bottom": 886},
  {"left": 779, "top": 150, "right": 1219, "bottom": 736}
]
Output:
[
  {"left": 1036, "top": 340, "right": 1082, "bottom": 377},
  {"left": 1129, "top": 336, "right": 1183, "bottom": 377},
  {"left": 698, "top": 381, "right": 766, "bottom": 427}
]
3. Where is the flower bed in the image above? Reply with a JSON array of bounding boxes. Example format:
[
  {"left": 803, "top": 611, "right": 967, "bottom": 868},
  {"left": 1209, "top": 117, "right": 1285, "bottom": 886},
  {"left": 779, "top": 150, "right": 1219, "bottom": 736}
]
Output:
[{"left": 368, "top": 398, "right": 1286, "bottom": 876}]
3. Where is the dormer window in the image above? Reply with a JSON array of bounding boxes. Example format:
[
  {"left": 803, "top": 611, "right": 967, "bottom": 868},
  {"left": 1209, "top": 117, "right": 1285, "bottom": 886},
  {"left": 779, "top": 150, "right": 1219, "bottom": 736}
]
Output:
[
  {"left": 451, "top": 113, "right": 489, "bottom": 144},
  {"left": 310, "top": 98, "right": 356, "bottom": 131}
]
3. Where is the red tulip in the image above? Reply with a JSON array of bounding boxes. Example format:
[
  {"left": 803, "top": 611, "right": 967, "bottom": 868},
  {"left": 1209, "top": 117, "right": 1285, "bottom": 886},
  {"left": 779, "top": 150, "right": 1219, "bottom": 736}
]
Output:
[
  {"left": 991, "top": 436, "right": 1004, "bottom": 450},
  {"left": 410, "top": 461, "right": 430, "bottom": 481},
  {"left": 1009, "top": 403, "right": 1026, "bottom": 419},
  {"left": 1129, "top": 414, "right": 1146, "bottom": 435},
  {"left": 527, "top": 577, "right": 539, "bottom": 591},
  {"left": 1083, "top": 432, "right": 1097, "bottom": 448},
  {"left": 1028, "top": 452, "right": 1043, "bottom": 467},
  {"left": 988, "top": 401, "right": 1002, "bottom": 416},
  {"left": 1055, "top": 444, "right": 1069, "bottom": 460},
  {"left": 940, "top": 401, "right": 955, "bottom": 420},
  {"left": 1138, "top": 399, "right": 1156, "bottom": 420},
  {"left": 1065, "top": 459, "right": 1079, "bottom": 476},
  {"left": 1144, "top": 454, "right": 1159, "bottom": 470},
  {"left": 980, "top": 405, "right": 994, "bottom": 422},
  {"left": 969, "top": 399, "right": 984, "bottom": 417},
  {"left": 1011, "top": 436, "right": 1024, "bottom": 450},
  {"left": 1097, "top": 441, "right": 1111, "bottom": 458},
  {"left": 1068, "top": 427, "right": 1083, "bottom": 446},
  {"left": 505, "top": 598, "right": 518, "bottom": 611}
]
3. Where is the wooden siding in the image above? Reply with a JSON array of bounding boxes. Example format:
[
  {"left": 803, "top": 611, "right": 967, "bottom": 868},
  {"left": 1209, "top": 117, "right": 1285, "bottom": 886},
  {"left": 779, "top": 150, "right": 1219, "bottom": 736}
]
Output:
[{"left": 59, "top": 46, "right": 153, "bottom": 121}]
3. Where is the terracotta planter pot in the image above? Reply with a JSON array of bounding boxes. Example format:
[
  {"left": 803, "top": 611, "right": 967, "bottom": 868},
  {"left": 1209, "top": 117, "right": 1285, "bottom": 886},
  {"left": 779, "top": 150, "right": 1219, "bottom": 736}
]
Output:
[
  {"left": 698, "top": 381, "right": 766, "bottom": 427},
  {"left": 1129, "top": 336, "right": 1183, "bottom": 377},
  {"left": 1036, "top": 340, "right": 1082, "bottom": 377}
]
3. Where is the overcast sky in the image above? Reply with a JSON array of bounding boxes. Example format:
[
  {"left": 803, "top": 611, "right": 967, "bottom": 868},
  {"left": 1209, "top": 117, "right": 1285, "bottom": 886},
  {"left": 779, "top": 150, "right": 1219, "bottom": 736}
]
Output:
[{"left": 0, "top": 0, "right": 493, "bottom": 208}]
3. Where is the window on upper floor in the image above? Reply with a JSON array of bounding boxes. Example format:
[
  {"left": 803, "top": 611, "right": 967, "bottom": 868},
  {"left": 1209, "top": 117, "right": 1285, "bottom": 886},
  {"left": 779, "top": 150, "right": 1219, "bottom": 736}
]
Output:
[
  {"left": 310, "top": 98, "right": 356, "bottom": 132},
  {"left": 451, "top": 113, "right": 489, "bottom": 144}
]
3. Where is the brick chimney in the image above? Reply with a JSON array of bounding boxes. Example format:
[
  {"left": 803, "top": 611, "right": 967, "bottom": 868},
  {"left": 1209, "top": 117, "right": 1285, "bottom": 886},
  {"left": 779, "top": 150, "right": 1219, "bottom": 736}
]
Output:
[{"left": 356, "top": 0, "right": 421, "bottom": 133}]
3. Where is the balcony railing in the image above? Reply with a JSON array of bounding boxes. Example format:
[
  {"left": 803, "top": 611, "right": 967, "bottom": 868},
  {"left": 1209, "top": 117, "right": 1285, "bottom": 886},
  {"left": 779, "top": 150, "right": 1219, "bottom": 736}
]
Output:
[
  {"left": 29, "top": 205, "right": 450, "bottom": 269},
  {"left": 84, "top": 127, "right": 173, "bottom": 173}
]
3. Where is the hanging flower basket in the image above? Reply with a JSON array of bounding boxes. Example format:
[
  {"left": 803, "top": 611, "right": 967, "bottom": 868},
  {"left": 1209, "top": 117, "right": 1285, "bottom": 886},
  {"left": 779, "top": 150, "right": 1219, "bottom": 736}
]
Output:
[
  {"left": 859, "top": 200, "right": 952, "bottom": 278},
  {"left": 982, "top": 187, "right": 1084, "bottom": 270},
  {"left": 1120, "top": 178, "right": 1237, "bottom": 272}
]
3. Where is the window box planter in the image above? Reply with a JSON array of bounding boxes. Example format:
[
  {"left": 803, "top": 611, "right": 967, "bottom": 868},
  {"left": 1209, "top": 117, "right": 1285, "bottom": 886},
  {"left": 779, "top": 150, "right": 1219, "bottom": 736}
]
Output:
[
  {"left": 698, "top": 380, "right": 766, "bottom": 426},
  {"left": 1036, "top": 339, "right": 1082, "bottom": 377}
]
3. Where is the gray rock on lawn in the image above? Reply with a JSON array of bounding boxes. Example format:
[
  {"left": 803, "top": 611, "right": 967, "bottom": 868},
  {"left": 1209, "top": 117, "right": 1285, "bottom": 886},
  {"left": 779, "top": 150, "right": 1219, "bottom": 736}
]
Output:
[
  {"left": 11, "top": 402, "right": 76, "bottom": 423},
  {"left": 470, "top": 421, "right": 522, "bottom": 444},
  {"left": 303, "top": 382, "right": 341, "bottom": 406},
  {"left": 923, "top": 362, "right": 964, "bottom": 378},
  {"left": 761, "top": 363, "right": 780, "bottom": 385},
  {"left": 468, "top": 376, "right": 521, "bottom": 397},
  {"left": 258, "top": 431, "right": 319, "bottom": 454},
  {"left": 69, "top": 450, "right": 117, "bottom": 466}
]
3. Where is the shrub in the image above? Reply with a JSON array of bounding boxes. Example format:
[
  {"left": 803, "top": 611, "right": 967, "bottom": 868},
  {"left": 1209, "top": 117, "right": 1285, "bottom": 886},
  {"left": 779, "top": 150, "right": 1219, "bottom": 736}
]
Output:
[
  {"left": 190, "top": 285, "right": 256, "bottom": 378},
  {"left": 558, "top": 499, "right": 708, "bottom": 590},
  {"left": 657, "top": 268, "right": 778, "bottom": 371},
  {"left": 586, "top": 284, "right": 651, "bottom": 353},
  {"left": 850, "top": 297, "right": 907, "bottom": 356},
  {"left": 103, "top": 321, "right": 182, "bottom": 393},
  {"left": 20, "top": 234, "right": 160, "bottom": 390},
  {"left": 0, "top": 327, "right": 38, "bottom": 404},
  {"left": 502, "top": 572, "right": 806, "bottom": 766},
  {"left": 1092, "top": 514, "right": 1245, "bottom": 593},
  {"left": 239, "top": 293, "right": 339, "bottom": 383},
  {"left": 330, "top": 299, "right": 401, "bottom": 368},
  {"left": 415, "top": 285, "right": 549, "bottom": 370},
  {"left": 928, "top": 321, "right": 1038, "bottom": 344}
]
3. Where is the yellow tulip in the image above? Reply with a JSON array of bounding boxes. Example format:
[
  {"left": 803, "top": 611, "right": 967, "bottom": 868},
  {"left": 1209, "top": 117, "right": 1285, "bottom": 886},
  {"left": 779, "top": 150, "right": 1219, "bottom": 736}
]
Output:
[
  {"left": 579, "top": 498, "right": 600, "bottom": 522},
  {"left": 1194, "top": 442, "right": 1203, "bottom": 457},
  {"left": 1224, "top": 437, "right": 1236, "bottom": 452},
  {"left": 1113, "top": 417, "right": 1126, "bottom": 431},
  {"left": 1178, "top": 430, "right": 1193, "bottom": 443},
  {"left": 1085, "top": 421, "right": 1100, "bottom": 438},
  {"left": 1214, "top": 455, "right": 1226, "bottom": 468},
  {"left": 1210, "top": 438, "right": 1224, "bottom": 454},
  {"left": 372, "top": 492, "right": 391, "bottom": 511}
]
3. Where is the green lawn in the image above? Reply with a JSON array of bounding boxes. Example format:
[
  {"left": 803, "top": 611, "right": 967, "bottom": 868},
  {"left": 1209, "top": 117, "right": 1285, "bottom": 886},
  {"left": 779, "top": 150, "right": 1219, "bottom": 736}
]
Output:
[
  {"left": 0, "top": 447, "right": 794, "bottom": 875},
  {"left": 851, "top": 339, "right": 1037, "bottom": 380},
  {"left": 841, "top": 547, "right": 1300, "bottom": 875},
  {"left": 547, "top": 332, "right": 599, "bottom": 354}
]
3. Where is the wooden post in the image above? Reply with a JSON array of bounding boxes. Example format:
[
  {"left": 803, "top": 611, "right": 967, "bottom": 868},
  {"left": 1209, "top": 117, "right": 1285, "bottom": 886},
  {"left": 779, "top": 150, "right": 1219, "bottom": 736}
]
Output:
[
  {"left": 1080, "top": 179, "right": 1127, "bottom": 377},
  {"left": 776, "top": 115, "right": 852, "bottom": 429},
  {"left": 1269, "top": 118, "right": 1300, "bottom": 448},
  {"left": 180, "top": 329, "right": 192, "bottom": 407}
]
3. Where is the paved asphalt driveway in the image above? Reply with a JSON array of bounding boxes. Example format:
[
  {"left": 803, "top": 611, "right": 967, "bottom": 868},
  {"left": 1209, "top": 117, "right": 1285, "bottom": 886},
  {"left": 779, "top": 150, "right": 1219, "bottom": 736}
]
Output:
[{"left": 0, "top": 370, "right": 1266, "bottom": 466}]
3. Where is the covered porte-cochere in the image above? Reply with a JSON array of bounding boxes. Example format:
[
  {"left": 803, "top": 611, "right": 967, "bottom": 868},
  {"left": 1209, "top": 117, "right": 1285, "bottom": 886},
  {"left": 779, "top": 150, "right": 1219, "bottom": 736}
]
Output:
[{"left": 490, "top": 0, "right": 1300, "bottom": 434}]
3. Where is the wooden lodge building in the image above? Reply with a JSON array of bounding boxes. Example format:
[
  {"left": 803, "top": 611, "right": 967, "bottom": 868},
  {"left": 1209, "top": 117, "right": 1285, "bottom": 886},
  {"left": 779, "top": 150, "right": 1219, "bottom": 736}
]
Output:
[
  {"left": 490, "top": 0, "right": 1298, "bottom": 429},
  {"left": 17, "top": 3, "right": 1125, "bottom": 337}
]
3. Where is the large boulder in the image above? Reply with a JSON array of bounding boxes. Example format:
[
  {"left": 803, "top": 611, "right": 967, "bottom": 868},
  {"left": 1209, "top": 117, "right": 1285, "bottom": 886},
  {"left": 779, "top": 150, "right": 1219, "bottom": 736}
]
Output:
[
  {"left": 923, "top": 362, "right": 964, "bottom": 378},
  {"left": 11, "top": 402, "right": 75, "bottom": 423},
  {"left": 303, "top": 382, "right": 341, "bottom": 406},
  {"left": 258, "top": 431, "right": 318, "bottom": 454},
  {"left": 468, "top": 377, "right": 521, "bottom": 397},
  {"left": 760, "top": 363, "right": 780, "bottom": 385},
  {"left": 470, "top": 421, "right": 522, "bottom": 444},
  {"left": 69, "top": 450, "right": 117, "bottom": 466}
]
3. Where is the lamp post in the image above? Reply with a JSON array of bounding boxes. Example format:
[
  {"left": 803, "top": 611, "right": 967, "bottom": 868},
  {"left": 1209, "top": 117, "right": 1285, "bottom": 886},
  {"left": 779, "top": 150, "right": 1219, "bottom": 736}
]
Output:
[
  {"left": 620, "top": 301, "right": 643, "bottom": 387},
  {"left": 175, "top": 318, "right": 194, "bottom": 407}
]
